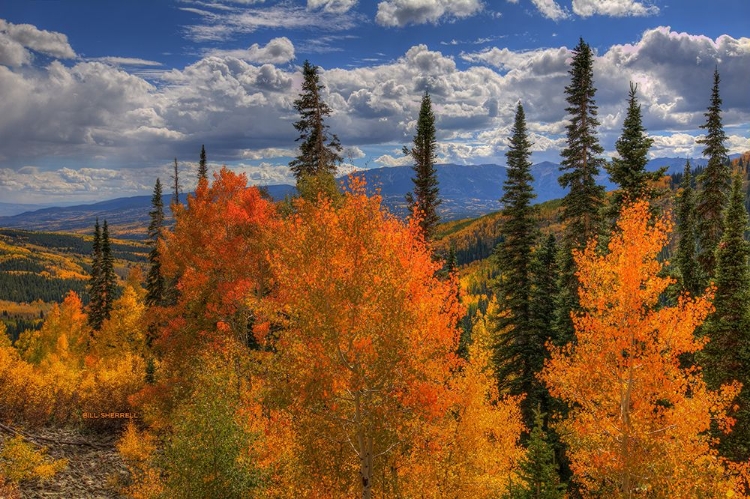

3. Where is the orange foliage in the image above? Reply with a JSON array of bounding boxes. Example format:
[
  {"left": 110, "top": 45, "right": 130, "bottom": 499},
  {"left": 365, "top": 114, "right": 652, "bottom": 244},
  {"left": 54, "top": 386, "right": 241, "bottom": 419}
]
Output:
[
  {"left": 541, "top": 200, "right": 744, "bottom": 497},
  {"left": 258, "top": 179, "right": 488, "bottom": 496}
]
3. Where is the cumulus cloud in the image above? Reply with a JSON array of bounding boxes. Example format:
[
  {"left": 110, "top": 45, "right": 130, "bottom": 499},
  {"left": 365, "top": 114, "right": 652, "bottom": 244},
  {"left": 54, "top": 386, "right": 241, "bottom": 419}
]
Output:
[
  {"left": 0, "top": 19, "right": 76, "bottom": 67},
  {"left": 1, "top": 20, "right": 749, "bottom": 201},
  {"left": 530, "top": 0, "right": 569, "bottom": 20},
  {"left": 207, "top": 37, "right": 295, "bottom": 64},
  {"left": 375, "top": 0, "right": 483, "bottom": 27},
  {"left": 308, "top": 0, "right": 358, "bottom": 14},
  {"left": 572, "top": 0, "right": 659, "bottom": 17}
]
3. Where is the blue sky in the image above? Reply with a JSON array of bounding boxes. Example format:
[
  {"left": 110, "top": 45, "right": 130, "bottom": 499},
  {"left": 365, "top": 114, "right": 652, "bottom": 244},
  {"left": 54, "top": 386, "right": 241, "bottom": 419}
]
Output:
[{"left": 0, "top": 0, "right": 748, "bottom": 203}]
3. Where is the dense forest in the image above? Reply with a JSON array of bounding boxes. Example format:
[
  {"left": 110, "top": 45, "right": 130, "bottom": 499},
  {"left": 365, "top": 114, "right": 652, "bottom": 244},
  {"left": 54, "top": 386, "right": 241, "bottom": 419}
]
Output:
[{"left": 1, "top": 39, "right": 750, "bottom": 499}]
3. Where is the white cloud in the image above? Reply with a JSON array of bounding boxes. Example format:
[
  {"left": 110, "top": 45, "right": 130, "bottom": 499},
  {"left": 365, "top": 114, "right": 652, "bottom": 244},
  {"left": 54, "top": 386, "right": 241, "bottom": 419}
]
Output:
[
  {"left": 375, "top": 0, "right": 483, "bottom": 27},
  {"left": 0, "top": 19, "right": 76, "bottom": 67},
  {"left": 207, "top": 37, "right": 295, "bottom": 64},
  {"left": 90, "top": 57, "right": 163, "bottom": 67},
  {"left": 181, "top": 4, "right": 361, "bottom": 42},
  {"left": 375, "top": 153, "right": 411, "bottom": 167},
  {"left": 240, "top": 147, "right": 296, "bottom": 160},
  {"left": 530, "top": 0, "right": 569, "bottom": 20},
  {"left": 308, "top": 0, "right": 358, "bottom": 14},
  {"left": 572, "top": 0, "right": 659, "bottom": 17}
]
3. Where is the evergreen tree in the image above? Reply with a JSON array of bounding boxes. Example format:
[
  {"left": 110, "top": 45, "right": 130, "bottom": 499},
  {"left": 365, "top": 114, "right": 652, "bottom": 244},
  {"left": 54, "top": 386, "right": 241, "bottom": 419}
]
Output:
[
  {"left": 198, "top": 144, "right": 208, "bottom": 182},
  {"left": 701, "top": 173, "right": 750, "bottom": 462},
  {"left": 494, "top": 102, "right": 540, "bottom": 427},
  {"left": 529, "top": 234, "right": 558, "bottom": 358},
  {"left": 289, "top": 60, "right": 342, "bottom": 197},
  {"left": 506, "top": 408, "right": 567, "bottom": 499},
  {"left": 404, "top": 91, "right": 441, "bottom": 240},
  {"left": 100, "top": 220, "right": 118, "bottom": 323},
  {"left": 87, "top": 218, "right": 103, "bottom": 331},
  {"left": 695, "top": 68, "right": 730, "bottom": 282},
  {"left": 172, "top": 157, "right": 181, "bottom": 207},
  {"left": 555, "top": 38, "right": 605, "bottom": 344},
  {"left": 675, "top": 160, "right": 702, "bottom": 296},
  {"left": 605, "top": 82, "right": 663, "bottom": 219},
  {"left": 146, "top": 178, "right": 166, "bottom": 307}
]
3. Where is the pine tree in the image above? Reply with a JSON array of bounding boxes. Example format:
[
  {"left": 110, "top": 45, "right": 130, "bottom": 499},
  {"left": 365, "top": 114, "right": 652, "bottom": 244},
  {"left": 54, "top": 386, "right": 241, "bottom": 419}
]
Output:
[
  {"left": 558, "top": 38, "right": 606, "bottom": 250},
  {"left": 695, "top": 68, "right": 730, "bottom": 283},
  {"left": 146, "top": 178, "right": 165, "bottom": 307},
  {"left": 494, "top": 102, "right": 541, "bottom": 427},
  {"left": 605, "top": 82, "right": 663, "bottom": 219},
  {"left": 87, "top": 218, "right": 103, "bottom": 331},
  {"left": 198, "top": 145, "right": 208, "bottom": 182},
  {"left": 100, "top": 220, "right": 118, "bottom": 323},
  {"left": 507, "top": 408, "right": 567, "bottom": 499},
  {"left": 701, "top": 173, "right": 750, "bottom": 462},
  {"left": 171, "top": 157, "right": 181, "bottom": 207},
  {"left": 404, "top": 91, "right": 441, "bottom": 240},
  {"left": 289, "top": 60, "right": 342, "bottom": 198},
  {"left": 555, "top": 38, "right": 605, "bottom": 345},
  {"left": 675, "top": 160, "right": 702, "bottom": 296}
]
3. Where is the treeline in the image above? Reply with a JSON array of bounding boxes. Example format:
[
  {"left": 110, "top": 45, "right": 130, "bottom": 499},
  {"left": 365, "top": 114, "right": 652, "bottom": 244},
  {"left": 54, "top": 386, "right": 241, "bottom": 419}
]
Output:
[{"left": 0, "top": 273, "right": 87, "bottom": 304}]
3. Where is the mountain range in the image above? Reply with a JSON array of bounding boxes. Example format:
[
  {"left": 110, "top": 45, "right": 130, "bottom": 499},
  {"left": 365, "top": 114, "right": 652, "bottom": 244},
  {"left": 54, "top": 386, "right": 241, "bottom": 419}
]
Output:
[{"left": 0, "top": 157, "right": 712, "bottom": 237}]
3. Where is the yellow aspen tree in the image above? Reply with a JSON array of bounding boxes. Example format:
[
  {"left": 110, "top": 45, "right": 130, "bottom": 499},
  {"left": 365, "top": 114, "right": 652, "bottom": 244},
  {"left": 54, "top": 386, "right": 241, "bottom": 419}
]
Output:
[{"left": 541, "top": 200, "right": 743, "bottom": 497}]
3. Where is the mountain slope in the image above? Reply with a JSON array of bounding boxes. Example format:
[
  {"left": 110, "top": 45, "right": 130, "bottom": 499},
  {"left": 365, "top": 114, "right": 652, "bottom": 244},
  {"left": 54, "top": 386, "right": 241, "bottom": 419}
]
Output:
[{"left": 0, "top": 157, "right": 714, "bottom": 236}]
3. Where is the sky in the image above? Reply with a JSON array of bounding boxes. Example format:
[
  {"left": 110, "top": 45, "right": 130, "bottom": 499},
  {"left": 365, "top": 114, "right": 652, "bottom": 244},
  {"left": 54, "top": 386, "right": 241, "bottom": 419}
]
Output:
[{"left": 0, "top": 0, "right": 748, "bottom": 204}]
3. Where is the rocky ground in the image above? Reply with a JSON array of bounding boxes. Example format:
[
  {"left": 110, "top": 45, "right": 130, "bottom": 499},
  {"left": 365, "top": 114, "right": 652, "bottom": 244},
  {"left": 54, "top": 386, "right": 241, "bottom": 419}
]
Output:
[{"left": 0, "top": 425, "right": 130, "bottom": 498}]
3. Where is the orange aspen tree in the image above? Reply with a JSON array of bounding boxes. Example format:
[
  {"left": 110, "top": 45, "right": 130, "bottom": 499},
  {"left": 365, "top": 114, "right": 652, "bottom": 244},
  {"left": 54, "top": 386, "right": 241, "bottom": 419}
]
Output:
[
  {"left": 259, "top": 179, "right": 465, "bottom": 498},
  {"left": 541, "top": 200, "right": 743, "bottom": 497}
]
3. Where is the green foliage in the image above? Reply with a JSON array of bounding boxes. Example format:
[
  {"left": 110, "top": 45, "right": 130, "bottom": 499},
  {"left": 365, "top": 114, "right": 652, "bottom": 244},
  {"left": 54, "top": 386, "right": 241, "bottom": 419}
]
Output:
[
  {"left": 558, "top": 37, "right": 605, "bottom": 251},
  {"left": 289, "top": 60, "right": 342, "bottom": 198},
  {"left": 675, "top": 161, "right": 702, "bottom": 297},
  {"left": 198, "top": 144, "right": 208, "bottom": 181},
  {"left": 160, "top": 350, "right": 263, "bottom": 498},
  {"left": 146, "top": 178, "right": 166, "bottom": 308},
  {"left": 493, "top": 102, "right": 542, "bottom": 427},
  {"left": 506, "top": 409, "right": 566, "bottom": 499},
  {"left": 605, "top": 82, "right": 662, "bottom": 220},
  {"left": 556, "top": 37, "right": 605, "bottom": 346},
  {"left": 88, "top": 220, "right": 119, "bottom": 330},
  {"left": 695, "top": 68, "right": 730, "bottom": 283},
  {"left": 404, "top": 91, "right": 441, "bottom": 240},
  {"left": 700, "top": 173, "right": 750, "bottom": 462}
]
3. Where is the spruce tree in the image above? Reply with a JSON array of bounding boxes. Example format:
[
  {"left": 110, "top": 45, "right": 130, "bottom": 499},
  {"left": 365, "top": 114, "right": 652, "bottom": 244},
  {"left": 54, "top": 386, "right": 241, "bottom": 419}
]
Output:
[
  {"left": 198, "top": 144, "right": 208, "bottom": 182},
  {"left": 554, "top": 37, "right": 605, "bottom": 344},
  {"left": 675, "top": 161, "right": 702, "bottom": 297},
  {"left": 701, "top": 173, "right": 750, "bottom": 462},
  {"left": 146, "top": 178, "right": 166, "bottom": 307},
  {"left": 494, "top": 102, "right": 540, "bottom": 427},
  {"left": 695, "top": 68, "right": 730, "bottom": 283},
  {"left": 87, "top": 218, "right": 103, "bottom": 331},
  {"left": 172, "top": 157, "right": 181, "bottom": 207},
  {"left": 506, "top": 408, "right": 567, "bottom": 499},
  {"left": 289, "top": 60, "right": 342, "bottom": 198},
  {"left": 605, "top": 82, "right": 663, "bottom": 219},
  {"left": 100, "top": 220, "right": 118, "bottom": 323},
  {"left": 404, "top": 91, "right": 441, "bottom": 240}
]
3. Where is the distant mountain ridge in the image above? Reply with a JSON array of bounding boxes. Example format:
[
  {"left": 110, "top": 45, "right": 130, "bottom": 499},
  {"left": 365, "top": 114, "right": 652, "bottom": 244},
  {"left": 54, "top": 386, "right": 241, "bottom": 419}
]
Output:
[{"left": 0, "top": 157, "right": 714, "bottom": 236}]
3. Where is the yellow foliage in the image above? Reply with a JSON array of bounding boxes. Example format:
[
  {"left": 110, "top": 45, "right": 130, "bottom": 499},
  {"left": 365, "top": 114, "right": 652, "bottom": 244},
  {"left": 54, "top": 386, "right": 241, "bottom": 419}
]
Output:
[
  {"left": 92, "top": 285, "right": 147, "bottom": 360},
  {"left": 116, "top": 422, "right": 163, "bottom": 499},
  {"left": 0, "top": 435, "right": 67, "bottom": 484}
]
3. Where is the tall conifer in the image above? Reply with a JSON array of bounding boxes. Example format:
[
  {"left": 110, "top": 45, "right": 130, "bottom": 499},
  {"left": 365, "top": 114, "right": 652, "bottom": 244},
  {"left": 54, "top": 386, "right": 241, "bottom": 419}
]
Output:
[
  {"left": 289, "top": 60, "right": 342, "bottom": 198},
  {"left": 198, "top": 145, "right": 208, "bottom": 182},
  {"left": 701, "top": 173, "right": 750, "bottom": 462},
  {"left": 404, "top": 91, "right": 441, "bottom": 240},
  {"left": 100, "top": 220, "right": 118, "bottom": 322},
  {"left": 494, "top": 102, "right": 540, "bottom": 427},
  {"left": 88, "top": 218, "right": 103, "bottom": 331},
  {"left": 695, "top": 68, "right": 730, "bottom": 282},
  {"left": 606, "top": 82, "right": 662, "bottom": 218},
  {"left": 675, "top": 161, "right": 702, "bottom": 296},
  {"left": 146, "top": 178, "right": 166, "bottom": 307},
  {"left": 554, "top": 38, "right": 605, "bottom": 344}
]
